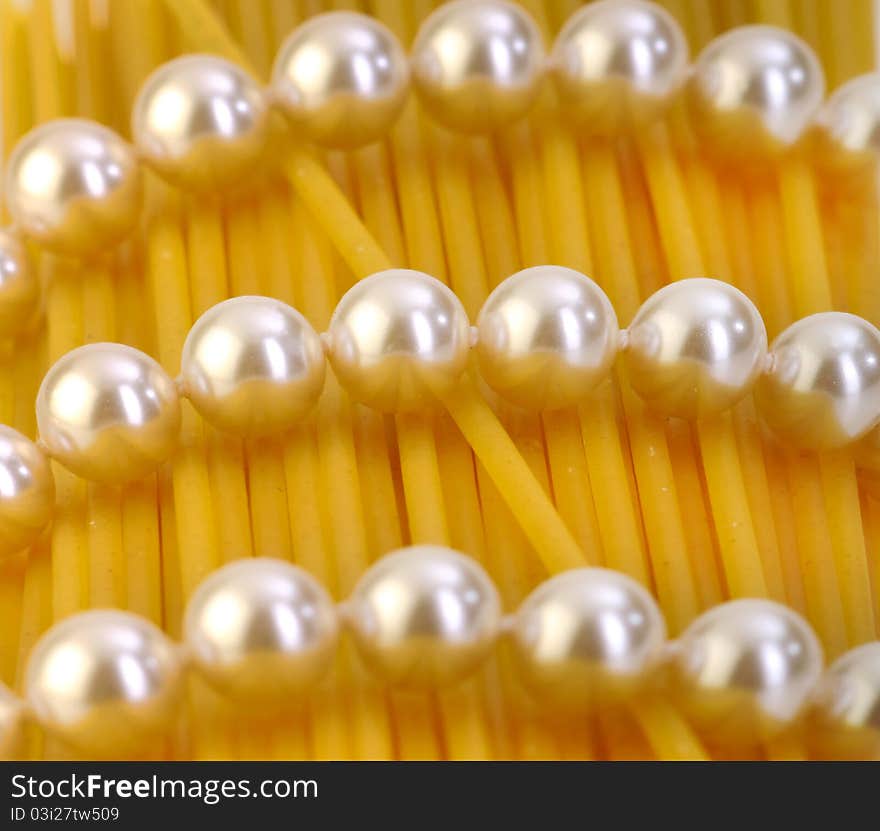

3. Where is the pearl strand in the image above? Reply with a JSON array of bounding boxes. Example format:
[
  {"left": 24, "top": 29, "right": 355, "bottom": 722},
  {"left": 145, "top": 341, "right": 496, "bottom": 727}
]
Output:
[
  {"left": 3, "top": 1, "right": 880, "bottom": 337},
  {"left": 2, "top": 543, "right": 876, "bottom": 759},
  {"left": 4, "top": 265, "right": 880, "bottom": 558}
]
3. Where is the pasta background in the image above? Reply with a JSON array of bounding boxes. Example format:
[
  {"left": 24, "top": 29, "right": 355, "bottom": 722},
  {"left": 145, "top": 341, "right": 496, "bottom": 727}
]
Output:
[{"left": 1, "top": 0, "right": 878, "bottom": 760}]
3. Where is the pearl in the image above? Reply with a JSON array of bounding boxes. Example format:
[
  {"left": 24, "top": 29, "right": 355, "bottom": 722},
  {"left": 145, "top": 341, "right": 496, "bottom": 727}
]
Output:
[
  {"left": 36, "top": 343, "right": 181, "bottom": 484},
  {"left": 550, "top": 0, "right": 689, "bottom": 134},
  {"left": 812, "top": 643, "right": 880, "bottom": 759},
  {"left": 0, "top": 426, "right": 55, "bottom": 559},
  {"left": 184, "top": 558, "right": 339, "bottom": 703},
  {"left": 345, "top": 545, "right": 502, "bottom": 688},
  {"left": 689, "top": 25, "right": 824, "bottom": 160},
  {"left": 0, "top": 230, "right": 39, "bottom": 336},
  {"left": 410, "top": 0, "right": 545, "bottom": 134},
  {"left": 132, "top": 54, "right": 270, "bottom": 191},
  {"left": 671, "top": 599, "right": 823, "bottom": 743},
  {"left": 180, "top": 296, "right": 325, "bottom": 436},
  {"left": 5, "top": 119, "right": 142, "bottom": 257},
  {"left": 755, "top": 312, "right": 880, "bottom": 450},
  {"left": 813, "top": 73, "right": 880, "bottom": 176},
  {"left": 511, "top": 568, "right": 666, "bottom": 707},
  {"left": 25, "top": 610, "right": 183, "bottom": 757},
  {"left": 326, "top": 269, "right": 471, "bottom": 412},
  {"left": 475, "top": 265, "right": 618, "bottom": 410},
  {"left": 623, "top": 278, "right": 767, "bottom": 418},
  {"left": 271, "top": 11, "right": 409, "bottom": 149},
  {"left": 0, "top": 681, "right": 26, "bottom": 759}
]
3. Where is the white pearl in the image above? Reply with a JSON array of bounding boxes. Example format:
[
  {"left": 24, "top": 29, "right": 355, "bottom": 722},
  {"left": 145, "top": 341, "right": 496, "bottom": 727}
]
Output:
[
  {"left": 410, "top": 0, "right": 545, "bottom": 134},
  {"left": 132, "top": 54, "right": 270, "bottom": 191},
  {"left": 624, "top": 278, "right": 768, "bottom": 418},
  {"left": 755, "top": 312, "right": 880, "bottom": 450},
  {"left": 689, "top": 25, "right": 824, "bottom": 159},
  {"left": 0, "top": 426, "right": 55, "bottom": 559},
  {"left": 476, "top": 265, "right": 618, "bottom": 410},
  {"left": 36, "top": 343, "right": 181, "bottom": 484},
  {"left": 813, "top": 73, "right": 880, "bottom": 176},
  {"left": 180, "top": 296, "right": 325, "bottom": 436},
  {"left": 271, "top": 12, "right": 409, "bottom": 149},
  {"left": 25, "top": 610, "right": 183, "bottom": 757},
  {"left": 671, "top": 599, "right": 823, "bottom": 744},
  {"left": 184, "top": 558, "right": 339, "bottom": 703},
  {"left": 0, "top": 229, "right": 39, "bottom": 336},
  {"left": 345, "top": 545, "right": 502, "bottom": 688},
  {"left": 550, "top": 0, "right": 689, "bottom": 134},
  {"left": 5, "top": 119, "right": 142, "bottom": 258},
  {"left": 511, "top": 568, "right": 666, "bottom": 707},
  {"left": 812, "top": 643, "right": 880, "bottom": 759},
  {"left": 326, "top": 269, "right": 471, "bottom": 412}
]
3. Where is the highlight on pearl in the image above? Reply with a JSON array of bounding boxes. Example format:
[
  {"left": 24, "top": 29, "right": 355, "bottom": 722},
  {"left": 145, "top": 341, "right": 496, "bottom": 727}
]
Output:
[
  {"left": 344, "top": 545, "right": 502, "bottom": 687},
  {"left": 36, "top": 343, "right": 181, "bottom": 484},
  {"left": 25, "top": 610, "right": 183, "bottom": 756},
  {"left": 550, "top": 0, "right": 690, "bottom": 134},
  {"left": 326, "top": 269, "right": 471, "bottom": 412},
  {"left": 184, "top": 558, "right": 339, "bottom": 703},
  {"left": 670, "top": 598, "right": 823, "bottom": 743},
  {"left": 689, "top": 25, "right": 825, "bottom": 159},
  {"left": 510, "top": 568, "right": 666, "bottom": 707},
  {"left": 0, "top": 230, "right": 39, "bottom": 336},
  {"left": 623, "top": 278, "right": 768, "bottom": 418},
  {"left": 271, "top": 11, "right": 410, "bottom": 149},
  {"left": 811, "top": 643, "right": 880, "bottom": 759},
  {"left": 755, "top": 312, "right": 880, "bottom": 450},
  {"left": 4, "top": 119, "right": 142, "bottom": 257},
  {"left": 132, "top": 54, "right": 270, "bottom": 190},
  {"left": 0, "top": 426, "right": 55, "bottom": 559},
  {"left": 813, "top": 72, "right": 880, "bottom": 175},
  {"left": 180, "top": 296, "right": 326, "bottom": 436},
  {"left": 410, "top": 0, "right": 545, "bottom": 134},
  {"left": 476, "top": 265, "right": 619, "bottom": 410}
]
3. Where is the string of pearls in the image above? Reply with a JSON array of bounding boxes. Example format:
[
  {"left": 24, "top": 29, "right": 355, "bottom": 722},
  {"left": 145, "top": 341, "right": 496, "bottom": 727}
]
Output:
[
  {"left": 0, "top": 543, "right": 877, "bottom": 759},
  {"left": 3, "top": 1, "right": 880, "bottom": 336},
  {"left": 4, "top": 265, "right": 880, "bottom": 559}
]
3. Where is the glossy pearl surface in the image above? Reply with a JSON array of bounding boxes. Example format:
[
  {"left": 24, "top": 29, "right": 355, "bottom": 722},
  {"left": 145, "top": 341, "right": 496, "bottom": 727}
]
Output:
[
  {"left": 0, "top": 230, "right": 39, "bottom": 335},
  {"left": 5, "top": 119, "right": 142, "bottom": 257},
  {"left": 624, "top": 278, "right": 767, "bottom": 418},
  {"left": 327, "top": 269, "right": 471, "bottom": 412},
  {"left": 813, "top": 73, "right": 880, "bottom": 175},
  {"left": 271, "top": 12, "right": 409, "bottom": 149},
  {"left": 671, "top": 599, "right": 823, "bottom": 741},
  {"left": 410, "top": 0, "right": 545, "bottom": 133},
  {"left": 812, "top": 643, "right": 880, "bottom": 758},
  {"left": 511, "top": 568, "right": 666, "bottom": 707},
  {"left": 689, "top": 25, "right": 824, "bottom": 159},
  {"left": 132, "top": 54, "right": 270, "bottom": 190},
  {"left": 0, "top": 682, "right": 26, "bottom": 760},
  {"left": 755, "top": 312, "right": 880, "bottom": 450},
  {"left": 181, "top": 296, "right": 325, "bottom": 436},
  {"left": 184, "top": 558, "right": 339, "bottom": 702},
  {"left": 476, "top": 266, "right": 618, "bottom": 410},
  {"left": 550, "top": 0, "right": 689, "bottom": 133},
  {"left": 0, "top": 426, "right": 55, "bottom": 559},
  {"left": 25, "top": 610, "right": 183, "bottom": 756},
  {"left": 36, "top": 343, "right": 181, "bottom": 484},
  {"left": 346, "top": 546, "right": 502, "bottom": 688}
]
